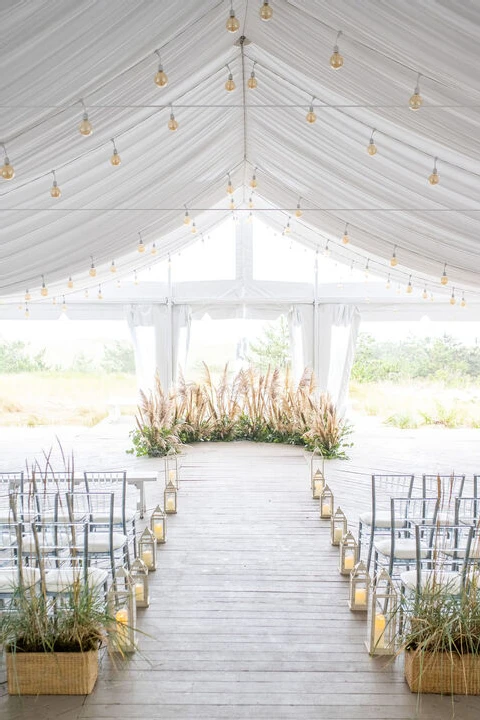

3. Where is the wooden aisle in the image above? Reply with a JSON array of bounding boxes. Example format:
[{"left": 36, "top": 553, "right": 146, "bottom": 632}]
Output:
[{"left": 1, "top": 441, "right": 479, "bottom": 719}]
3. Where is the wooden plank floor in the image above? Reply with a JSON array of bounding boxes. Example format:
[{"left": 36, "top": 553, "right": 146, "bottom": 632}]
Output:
[{"left": 2, "top": 440, "right": 479, "bottom": 719}]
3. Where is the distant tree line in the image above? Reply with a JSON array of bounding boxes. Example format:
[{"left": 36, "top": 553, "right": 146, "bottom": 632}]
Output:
[{"left": 0, "top": 340, "right": 135, "bottom": 374}]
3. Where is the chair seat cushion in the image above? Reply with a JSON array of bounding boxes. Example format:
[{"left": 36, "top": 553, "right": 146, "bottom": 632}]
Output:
[
  {"left": 359, "top": 511, "right": 404, "bottom": 529},
  {"left": 0, "top": 566, "right": 40, "bottom": 591},
  {"left": 375, "top": 538, "right": 427, "bottom": 559},
  {"left": 87, "top": 532, "right": 127, "bottom": 552},
  {"left": 400, "top": 569, "right": 462, "bottom": 593},
  {"left": 44, "top": 566, "right": 108, "bottom": 592}
]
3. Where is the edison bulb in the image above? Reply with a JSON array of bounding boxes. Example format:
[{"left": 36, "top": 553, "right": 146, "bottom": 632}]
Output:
[
  {"left": 428, "top": 170, "right": 439, "bottom": 185},
  {"left": 41, "top": 285, "right": 48, "bottom": 297},
  {"left": 229, "top": 199, "right": 235, "bottom": 210},
  {"left": 406, "top": 283, "right": 413, "bottom": 294},
  {"left": 450, "top": 295, "right": 456, "bottom": 306},
  {"left": 50, "top": 182, "right": 61, "bottom": 198},
  {"left": 25, "top": 308, "right": 30, "bottom": 319},
  {"left": 260, "top": 1, "right": 273, "bottom": 20},
  {"left": 330, "top": 49, "right": 344, "bottom": 69},
  {"left": 248, "top": 197, "right": 254, "bottom": 209},
  {"left": 409, "top": 92, "right": 422, "bottom": 111},
  {"left": 390, "top": 255, "right": 398, "bottom": 267},
  {"left": 227, "top": 180, "right": 234, "bottom": 194},
  {"left": 226, "top": 11, "right": 240, "bottom": 32},
  {"left": 225, "top": 75, "right": 236, "bottom": 92},
  {"left": 79, "top": 115, "right": 93, "bottom": 136},
  {"left": 440, "top": 273, "right": 448, "bottom": 285},
  {"left": 110, "top": 261, "right": 116, "bottom": 273},
  {"left": 367, "top": 140, "right": 377, "bottom": 156},
  {"left": 151, "top": 243, "right": 157, "bottom": 255},
  {"left": 250, "top": 175, "right": 257, "bottom": 189},
  {"left": 1, "top": 161, "right": 15, "bottom": 180},
  {"left": 248, "top": 74, "right": 257, "bottom": 89},
  {"left": 110, "top": 150, "right": 121, "bottom": 166},
  {"left": 295, "top": 206, "right": 302, "bottom": 218},
  {"left": 461, "top": 298, "right": 466, "bottom": 308},
  {"left": 154, "top": 69, "right": 168, "bottom": 87},
  {"left": 98, "top": 289, "right": 103, "bottom": 300},
  {"left": 191, "top": 222, "right": 197, "bottom": 234},
  {"left": 306, "top": 109, "right": 316, "bottom": 124},
  {"left": 385, "top": 280, "right": 391, "bottom": 290},
  {"left": 168, "top": 114, "right": 178, "bottom": 131},
  {"left": 25, "top": 290, "right": 31, "bottom": 301},
  {"left": 89, "top": 266, "right": 97, "bottom": 278},
  {"left": 138, "top": 240, "right": 145, "bottom": 253},
  {"left": 183, "top": 211, "right": 190, "bottom": 225},
  {"left": 67, "top": 277, "right": 74, "bottom": 289},
  {"left": 422, "top": 289, "right": 428, "bottom": 299},
  {"left": 342, "top": 232, "right": 349, "bottom": 245},
  {"left": 62, "top": 302, "right": 67, "bottom": 313}
]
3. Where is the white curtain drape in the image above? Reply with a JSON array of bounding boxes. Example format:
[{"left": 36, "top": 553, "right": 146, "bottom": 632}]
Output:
[{"left": 125, "top": 304, "right": 156, "bottom": 391}]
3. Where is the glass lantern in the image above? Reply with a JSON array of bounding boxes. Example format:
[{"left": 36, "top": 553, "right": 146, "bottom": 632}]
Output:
[
  {"left": 130, "top": 557, "right": 149, "bottom": 608},
  {"left": 331, "top": 506, "right": 347, "bottom": 546},
  {"left": 310, "top": 449, "right": 325, "bottom": 498},
  {"left": 108, "top": 566, "right": 136, "bottom": 654},
  {"left": 365, "top": 568, "right": 397, "bottom": 656},
  {"left": 349, "top": 560, "right": 369, "bottom": 612},
  {"left": 165, "top": 452, "right": 179, "bottom": 490},
  {"left": 319, "top": 484, "right": 334, "bottom": 519},
  {"left": 139, "top": 527, "right": 157, "bottom": 571},
  {"left": 339, "top": 530, "right": 358, "bottom": 575},
  {"left": 164, "top": 479, "right": 177, "bottom": 514},
  {"left": 150, "top": 504, "right": 166, "bottom": 544}
]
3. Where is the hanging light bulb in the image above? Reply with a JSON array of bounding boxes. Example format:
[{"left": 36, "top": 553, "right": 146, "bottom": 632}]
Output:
[
  {"left": 226, "top": 173, "right": 234, "bottom": 194},
  {"left": 84, "top": 288, "right": 89, "bottom": 298},
  {"left": 191, "top": 221, "right": 197, "bottom": 234},
  {"left": 151, "top": 241, "right": 157, "bottom": 255},
  {"left": 225, "top": 65, "right": 236, "bottom": 92},
  {"left": 138, "top": 233, "right": 145, "bottom": 253},
  {"left": 440, "top": 263, "right": 448, "bottom": 285},
  {"left": 134, "top": 270, "right": 139, "bottom": 285},
  {"left": 52, "top": 296, "right": 57, "bottom": 305},
  {"left": 89, "top": 256, "right": 96, "bottom": 278},
  {"left": 247, "top": 211, "right": 253, "bottom": 223},
  {"left": 248, "top": 195, "right": 254, "bottom": 209},
  {"left": 367, "top": 129, "right": 377, "bottom": 156},
  {"left": 295, "top": 198, "right": 302, "bottom": 218},
  {"left": 110, "top": 260, "right": 116, "bottom": 273},
  {"left": 409, "top": 73, "right": 423, "bottom": 111},
  {"left": 422, "top": 286, "right": 428, "bottom": 299},
  {"left": 67, "top": 276, "right": 74, "bottom": 289},
  {"left": 1, "top": 143, "right": 15, "bottom": 180},
  {"left": 260, "top": 1, "right": 273, "bottom": 20},
  {"left": 342, "top": 223, "right": 349, "bottom": 244},
  {"left": 284, "top": 217, "right": 291, "bottom": 234},
  {"left": 390, "top": 245, "right": 398, "bottom": 267},
  {"left": 183, "top": 206, "right": 191, "bottom": 225},
  {"left": 449, "top": 288, "right": 456, "bottom": 305},
  {"left": 168, "top": 107, "right": 178, "bottom": 131},
  {"left": 330, "top": 31, "right": 344, "bottom": 69},
  {"left": 50, "top": 170, "right": 61, "bottom": 198},
  {"left": 79, "top": 100, "right": 93, "bottom": 135},
  {"left": 364, "top": 259, "right": 370, "bottom": 280},
  {"left": 324, "top": 240, "right": 330, "bottom": 256},
  {"left": 154, "top": 50, "right": 168, "bottom": 87},
  {"left": 110, "top": 138, "right": 121, "bottom": 166},
  {"left": 61, "top": 296, "right": 67, "bottom": 313},
  {"left": 385, "top": 273, "right": 391, "bottom": 289},
  {"left": 461, "top": 293, "right": 466, "bottom": 308},
  {"left": 250, "top": 168, "right": 258, "bottom": 188},
  {"left": 406, "top": 275, "right": 413, "bottom": 293},
  {"left": 430, "top": 292, "right": 434, "bottom": 302},
  {"left": 248, "top": 63, "right": 257, "bottom": 89},
  {"left": 116, "top": 278, "right": 121, "bottom": 288},
  {"left": 25, "top": 289, "right": 31, "bottom": 301},
  {"left": 226, "top": 2, "right": 240, "bottom": 32},
  {"left": 229, "top": 197, "right": 235, "bottom": 211},
  {"left": 396, "top": 283, "right": 401, "bottom": 295},
  {"left": 428, "top": 157, "right": 439, "bottom": 185},
  {"left": 24, "top": 304, "right": 30, "bottom": 319},
  {"left": 306, "top": 97, "right": 316, "bottom": 124},
  {"left": 97, "top": 285, "right": 103, "bottom": 300},
  {"left": 40, "top": 275, "right": 48, "bottom": 297}
]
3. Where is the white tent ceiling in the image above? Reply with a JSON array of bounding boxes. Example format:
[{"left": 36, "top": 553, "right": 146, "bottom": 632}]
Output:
[{"left": 1, "top": 0, "right": 479, "bottom": 301}]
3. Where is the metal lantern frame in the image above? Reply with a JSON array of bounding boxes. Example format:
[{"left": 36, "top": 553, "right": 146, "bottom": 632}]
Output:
[
  {"left": 365, "top": 568, "right": 398, "bottom": 656},
  {"left": 310, "top": 449, "right": 325, "bottom": 499},
  {"left": 339, "top": 530, "right": 359, "bottom": 575},
  {"left": 165, "top": 452, "right": 179, "bottom": 490},
  {"left": 130, "top": 557, "right": 150, "bottom": 608},
  {"left": 150, "top": 504, "right": 167, "bottom": 544},
  {"left": 164, "top": 479, "right": 178, "bottom": 514},
  {"left": 139, "top": 527, "right": 157, "bottom": 571},
  {"left": 349, "top": 560, "right": 369, "bottom": 612},
  {"left": 108, "top": 566, "right": 136, "bottom": 654},
  {"left": 331, "top": 506, "right": 348, "bottom": 546},
  {"left": 319, "top": 483, "right": 334, "bottom": 519}
]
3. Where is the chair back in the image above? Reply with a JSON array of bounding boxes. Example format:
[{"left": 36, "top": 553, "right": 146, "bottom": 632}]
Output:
[
  {"left": 371, "top": 474, "right": 415, "bottom": 520},
  {"left": 455, "top": 496, "right": 480, "bottom": 526},
  {"left": 422, "top": 474, "right": 465, "bottom": 505},
  {"left": 414, "top": 522, "right": 474, "bottom": 593}
]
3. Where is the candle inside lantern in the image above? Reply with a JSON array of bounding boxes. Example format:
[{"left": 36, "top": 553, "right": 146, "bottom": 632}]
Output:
[
  {"left": 166, "top": 496, "right": 175, "bottom": 512},
  {"left": 135, "top": 583, "right": 144, "bottom": 602},
  {"left": 333, "top": 528, "right": 343, "bottom": 543},
  {"left": 141, "top": 549, "right": 153, "bottom": 568},
  {"left": 374, "top": 613, "right": 386, "bottom": 648},
  {"left": 153, "top": 522, "right": 164, "bottom": 541},
  {"left": 314, "top": 479, "right": 323, "bottom": 495},
  {"left": 322, "top": 504, "right": 332, "bottom": 517},
  {"left": 343, "top": 554, "right": 354, "bottom": 571},
  {"left": 115, "top": 608, "right": 129, "bottom": 624},
  {"left": 354, "top": 588, "right": 367, "bottom": 606},
  {"left": 169, "top": 470, "right": 176, "bottom": 481}
]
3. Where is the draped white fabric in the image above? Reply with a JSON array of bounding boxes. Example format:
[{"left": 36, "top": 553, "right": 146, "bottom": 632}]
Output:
[{"left": 1, "top": 1, "right": 480, "bottom": 300}]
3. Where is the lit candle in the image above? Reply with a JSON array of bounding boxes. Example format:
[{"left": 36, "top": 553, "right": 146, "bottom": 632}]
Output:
[
  {"left": 333, "top": 528, "right": 343, "bottom": 543},
  {"left": 135, "top": 583, "right": 144, "bottom": 602},
  {"left": 166, "top": 496, "right": 175, "bottom": 512},
  {"left": 153, "top": 522, "right": 164, "bottom": 541},
  {"left": 321, "top": 504, "right": 331, "bottom": 517},
  {"left": 314, "top": 480, "right": 323, "bottom": 496},
  {"left": 354, "top": 588, "right": 367, "bottom": 606},
  {"left": 343, "top": 555, "right": 354, "bottom": 571},
  {"left": 169, "top": 470, "right": 176, "bottom": 481},
  {"left": 115, "top": 608, "right": 130, "bottom": 651},
  {"left": 115, "top": 608, "right": 129, "bottom": 624},
  {"left": 142, "top": 549, "right": 153, "bottom": 568},
  {"left": 374, "top": 613, "right": 386, "bottom": 648}
]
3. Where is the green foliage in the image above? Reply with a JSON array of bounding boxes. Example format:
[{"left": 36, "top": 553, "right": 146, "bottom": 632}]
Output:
[
  {"left": 352, "top": 333, "right": 480, "bottom": 385},
  {"left": 71, "top": 351, "right": 96, "bottom": 373},
  {"left": 248, "top": 316, "right": 290, "bottom": 371},
  {"left": 101, "top": 341, "right": 135, "bottom": 374},
  {"left": 385, "top": 412, "right": 420, "bottom": 429},
  {"left": 0, "top": 341, "right": 50, "bottom": 373}
]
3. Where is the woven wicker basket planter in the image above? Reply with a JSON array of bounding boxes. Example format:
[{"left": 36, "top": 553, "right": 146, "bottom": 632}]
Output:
[
  {"left": 405, "top": 649, "right": 480, "bottom": 695},
  {"left": 6, "top": 649, "right": 98, "bottom": 695}
]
